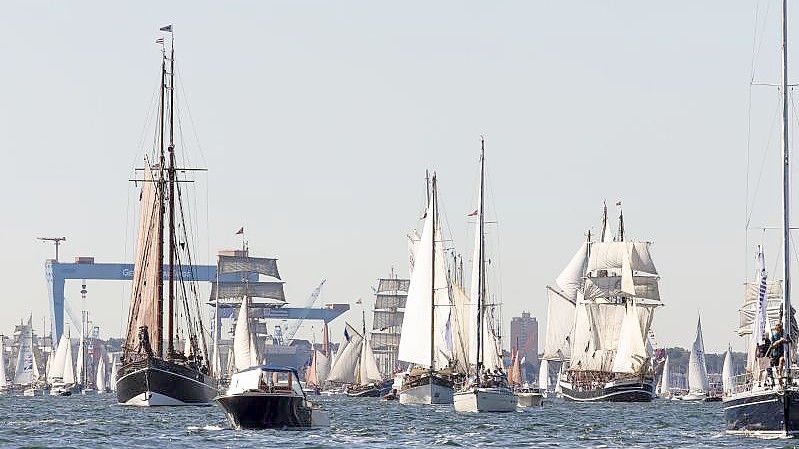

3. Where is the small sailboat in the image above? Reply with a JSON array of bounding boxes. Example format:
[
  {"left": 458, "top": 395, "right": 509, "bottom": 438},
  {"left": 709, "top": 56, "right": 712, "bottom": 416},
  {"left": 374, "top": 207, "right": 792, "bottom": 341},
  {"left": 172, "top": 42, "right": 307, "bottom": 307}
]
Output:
[
  {"left": 0, "top": 337, "right": 8, "bottom": 394},
  {"left": 16, "top": 317, "right": 45, "bottom": 396},
  {"left": 537, "top": 359, "right": 550, "bottom": 397},
  {"left": 397, "top": 173, "right": 457, "bottom": 405},
  {"left": 49, "top": 331, "right": 76, "bottom": 396},
  {"left": 658, "top": 355, "right": 671, "bottom": 399},
  {"left": 304, "top": 324, "right": 331, "bottom": 394},
  {"left": 96, "top": 355, "right": 108, "bottom": 393},
  {"left": 511, "top": 350, "right": 543, "bottom": 408},
  {"left": 721, "top": 345, "right": 734, "bottom": 397},
  {"left": 214, "top": 293, "right": 328, "bottom": 428},
  {"left": 453, "top": 140, "right": 516, "bottom": 413},
  {"left": 345, "top": 315, "right": 389, "bottom": 397},
  {"left": 681, "top": 316, "right": 710, "bottom": 402}
]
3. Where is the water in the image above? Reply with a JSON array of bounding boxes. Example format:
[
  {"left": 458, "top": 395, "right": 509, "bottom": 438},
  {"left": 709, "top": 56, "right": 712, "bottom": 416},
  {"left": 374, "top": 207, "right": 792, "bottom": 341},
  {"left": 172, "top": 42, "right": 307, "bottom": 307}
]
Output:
[{"left": 0, "top": 394, "right": 796, "bottom": 448}]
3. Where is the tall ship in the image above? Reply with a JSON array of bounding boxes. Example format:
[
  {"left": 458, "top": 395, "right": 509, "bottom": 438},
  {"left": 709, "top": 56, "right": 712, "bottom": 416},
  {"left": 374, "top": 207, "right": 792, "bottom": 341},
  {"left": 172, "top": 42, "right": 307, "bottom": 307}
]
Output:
[
  {"left": 555, "top": 204, "right": 662, "bottom": 402},
  {"left": 116, "top": 27, "right": 217, "bottom": 406},
  {"left": 371, "top": 274, "right": 409, "bottom": 378}
]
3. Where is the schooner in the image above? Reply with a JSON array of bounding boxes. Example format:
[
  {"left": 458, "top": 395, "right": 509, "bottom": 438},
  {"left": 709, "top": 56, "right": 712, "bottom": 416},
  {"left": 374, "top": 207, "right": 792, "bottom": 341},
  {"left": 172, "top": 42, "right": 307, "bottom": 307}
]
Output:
[
  {"left": 555, "top": 205, "right": 662, "bottom": 402},
  {"left": 116, "top": 27, "right": 217, "bottom": 406}
]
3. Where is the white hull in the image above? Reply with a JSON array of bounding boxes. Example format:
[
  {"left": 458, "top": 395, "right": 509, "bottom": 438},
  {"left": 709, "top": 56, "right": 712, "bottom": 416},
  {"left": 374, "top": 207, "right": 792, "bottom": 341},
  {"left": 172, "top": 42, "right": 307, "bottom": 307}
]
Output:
[
  {"left": 454, "top": 387, "right": 517, "bottom": 412},
  {"left": 399, "top": 382, "right": 453, "bottom": 405},
  {"left": 680, "top": 391, "right": 707, "bottom": 402},
  {"left": 517, "top": 392, "right": 544, "bottom": 407},
  {"left": 123, "top": 391, "right": 189, "bottom": 406}
]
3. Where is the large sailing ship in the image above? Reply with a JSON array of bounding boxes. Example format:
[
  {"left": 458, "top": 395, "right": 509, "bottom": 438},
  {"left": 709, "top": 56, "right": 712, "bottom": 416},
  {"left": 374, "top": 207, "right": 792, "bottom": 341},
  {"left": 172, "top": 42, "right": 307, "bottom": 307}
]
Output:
[
  {"left": 116, "top": 28, "right": 217, "bottom": 406},
  {"left": 555, "top": 205, "right": 662, "bottom": 402},
  {"left": 371, "top": 274, "right": 408, "bottom": 378}
]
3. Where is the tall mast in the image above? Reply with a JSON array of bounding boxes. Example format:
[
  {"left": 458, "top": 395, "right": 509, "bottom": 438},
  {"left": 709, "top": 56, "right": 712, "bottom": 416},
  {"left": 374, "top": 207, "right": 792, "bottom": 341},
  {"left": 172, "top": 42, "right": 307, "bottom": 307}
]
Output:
[
  {"left": 430, "top": 174, "right": 437, "bottom": 372},
  {"left": 167, "top": 39, "right": 177, "bottom": 358},
  {"left": 476, "top": 138, "right": 486, "bottom": 375},
  {"left": 156, "top": 44, "right": 167, "bottom": 358},
  {"left": 782, "top": 0, "right": 793, "bottom": 377}
]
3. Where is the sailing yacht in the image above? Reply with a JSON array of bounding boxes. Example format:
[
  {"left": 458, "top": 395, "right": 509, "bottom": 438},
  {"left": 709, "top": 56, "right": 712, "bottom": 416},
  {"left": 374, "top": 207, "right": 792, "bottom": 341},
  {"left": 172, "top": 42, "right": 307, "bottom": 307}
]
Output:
[
  {"left": 343, "top": 315, "right": 388, "bottom": 397},
  {"left": 556, "top": 204, "right": 662, "bottom": 402},
  {"left": 397, "top": 173, "right": 459, "bottom": 405},
  {"left": 48, "top": 331, "right": 76, "bottom": 396},
  {"left": 15, "top": 318, "right": 45, "bottom": 396},
  {"left": 453, "top": 140, "right": 516, "bottom": 413},
  {"left": 116, "top": 28, "right": 217, "bottom": 406},
  {"left": 722, "top": 346, "right": 734, "bottom": 397},
  {"left": 304, "top": 323, "right": 331, "bottom": 393},
  {"left": 723, "top": 1, "right": 799, "bottom": 435},
  {"left": 681, "top": 317, "right": 710, "bottom": 401}
]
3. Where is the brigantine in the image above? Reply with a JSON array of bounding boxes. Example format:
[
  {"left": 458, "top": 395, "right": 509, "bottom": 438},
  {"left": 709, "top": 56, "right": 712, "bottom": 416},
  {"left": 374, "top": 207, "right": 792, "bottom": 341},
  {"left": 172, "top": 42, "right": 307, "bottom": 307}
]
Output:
[
  {"left": 397, "top": 173, "right": 459, "bottom": 405},
  {"left": 116, "top": 27, "right": 217, "bottom": 406},
  {"left": 454, "top": 140, "right": 516, "bottom": 412},
  {"left": 555, "top": 204, "right": 662, "bottom": 402},
  {"left": 681, "top": 316, "right": 710, "bottom": 401}
]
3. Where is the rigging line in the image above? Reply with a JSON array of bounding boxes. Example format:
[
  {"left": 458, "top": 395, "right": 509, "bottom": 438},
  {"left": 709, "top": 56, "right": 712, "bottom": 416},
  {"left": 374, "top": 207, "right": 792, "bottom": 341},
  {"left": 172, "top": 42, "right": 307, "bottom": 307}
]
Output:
[
  {"left": 745, "top": 99, "right": 784, "bottom": 228},
  {"left": 174, "top": 65, "right": 208, "bottom": 168}
]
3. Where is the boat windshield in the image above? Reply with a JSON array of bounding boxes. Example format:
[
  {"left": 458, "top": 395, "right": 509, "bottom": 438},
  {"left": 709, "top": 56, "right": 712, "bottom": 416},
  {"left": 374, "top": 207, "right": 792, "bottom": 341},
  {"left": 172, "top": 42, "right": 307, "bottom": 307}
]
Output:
[{"left": 258, "top": 370, "right": 304, "bottom": 396}]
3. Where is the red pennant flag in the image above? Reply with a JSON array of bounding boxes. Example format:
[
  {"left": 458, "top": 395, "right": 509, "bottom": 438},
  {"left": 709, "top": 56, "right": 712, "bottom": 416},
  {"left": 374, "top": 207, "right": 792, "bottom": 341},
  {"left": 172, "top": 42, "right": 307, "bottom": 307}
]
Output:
[
  {"left": 235, "top": 227, "right": 244, "bottom": 235},
  {"left": 467, "top": 210, "right": 478, "bottom": 217}
]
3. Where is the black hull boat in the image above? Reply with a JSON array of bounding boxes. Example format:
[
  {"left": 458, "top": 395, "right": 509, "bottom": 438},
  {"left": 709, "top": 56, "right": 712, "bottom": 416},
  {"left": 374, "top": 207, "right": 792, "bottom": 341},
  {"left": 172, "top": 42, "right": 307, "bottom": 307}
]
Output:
[
  {"left": 214, "top": 366, "right": 329, "bottom": 429},
  {"left": 345, "top": 380, "right": 393, "bottom": 398},
  {"left": 559, "top": 376, "right": 656, "bottom": 402},
  {"left": 724, "top": 388, "right": 799, "bottom": 437},
  {"left": 116, "top": 357, "right": 217, "bottom": 406}
]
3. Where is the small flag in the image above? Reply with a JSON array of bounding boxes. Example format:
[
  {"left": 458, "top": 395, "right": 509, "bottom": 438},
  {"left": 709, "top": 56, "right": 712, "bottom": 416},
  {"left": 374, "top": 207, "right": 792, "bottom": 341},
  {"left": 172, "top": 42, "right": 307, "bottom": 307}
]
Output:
[
  {"left": 467, "top": 209, "right": 478, "bottom": 217},
  {"left": 160, "top": 25, "right": 173, "bottom": 32},
  {"left": 355, "top": 298, "right": 362, "bottom": 305},
  {"left": 235, "top": 227, "right": 244, "bottom": 235},
  {"left": 615, "top": 201, "right": 622, "bottom": 206},
  {"left": 155, "top": 37, "right": 164, "bottom": 44},
  {"left": 344, "top": 328, "right": 351, "bottom": 342}
]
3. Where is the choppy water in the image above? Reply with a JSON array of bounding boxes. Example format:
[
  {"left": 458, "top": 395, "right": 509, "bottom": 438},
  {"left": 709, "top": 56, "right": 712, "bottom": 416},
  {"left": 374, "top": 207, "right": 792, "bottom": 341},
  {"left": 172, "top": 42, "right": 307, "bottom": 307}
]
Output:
[{"left": 0, "top": 393, "right": 796, "bottom": 448}]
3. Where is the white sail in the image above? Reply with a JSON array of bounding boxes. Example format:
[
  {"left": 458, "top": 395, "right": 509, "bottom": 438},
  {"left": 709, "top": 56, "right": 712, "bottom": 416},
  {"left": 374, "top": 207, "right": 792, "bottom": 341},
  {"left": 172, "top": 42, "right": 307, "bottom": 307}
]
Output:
[
  {"left": 659, "top": 355, "right": 671, "bottom": 394},
  {"left": 688, "top": 317, "right": 710, "bottom": 393},
  {"left": 611, "top": 300, "right": 648, "bottom": 373},
  {"left": 601, "top": 209, "right": 614, "bottom": 242},
  {"left": 538, "top": 358, "right": 549, "bottom": 390},
  {"left": 109, "top": 354, "right": 118, "bottom": 392},
  {"left": 327, "top": 324, "right": 364, "bottom": 384},
  {"left": 555, "top": 241, "right": 589, "bottom": 301},
  {"left": 75, "top": 328, "right": 85, "bottom": 385},
  {"left": 481, "top": 307, "right": 505, "bottom": 371},
  {"left": 358, "top": 337, "right": 383, "bottom": 384},
  {"left": 0, "top": 340, "right": 7, "bottom": 388},
  {"left": 48, "top": 333, "right": 69, "bottom": 381},
  {"left": 398, "top": 193, "right": 451, "bottom": 369},
  {"left": 211, "top": 338, "right": 222, "bottom": 378},
  {"left": 722, "top": 347, "right": 734, "bottom": 395},
  {"left": 543, "top": 289, "right": 575, "bottom": 361},
  {"left": 586, "top": 242, "right": 658, "bottom": 275},
  {"left": 450, "top": 283, "right": 472, "bottom": 373},
  {"left": 233, "top": 297, "right": 257, "bottom": 371},
  {"left": 96, "top": 355, "right": 107, "bottom": 392},
  {"left": 62, "top": 337, "right": 76, "bottom": 384},
  {"left": 13, "top": 319, "right": 39, "bottom": 385}
]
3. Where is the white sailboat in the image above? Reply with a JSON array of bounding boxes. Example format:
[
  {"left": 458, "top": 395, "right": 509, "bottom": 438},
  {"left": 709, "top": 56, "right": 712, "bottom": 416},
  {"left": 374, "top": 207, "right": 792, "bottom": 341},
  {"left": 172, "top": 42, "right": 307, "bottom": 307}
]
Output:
[
  {"left": 681, "top": 316, "right": 710, "bottom": 401},
  {"left": 538, "top": 359, "right": 549, "bottom": 393},
  {"left": 343, "top": 317, "right": 386, "bottom": 397},
  {"left": 16, "top": 317, "right": 43, "bottom": 396},
  {"left": 233, "top": 296, "right": 259, "bottom": 372},
  {"left": 96, "top": 355, "right": 108, "bottom": 393},
  {"left": 721, "top": 345, "right": 734, "bottom": 396},
  {"left": 453, "top": 140, "right": 516, "bottom": 413},
  {"left": 658, "top": 355, "right": 671, "bottom": 399},
  {"left": 397, "top": 173, "right": 456, "bottom": 405}
]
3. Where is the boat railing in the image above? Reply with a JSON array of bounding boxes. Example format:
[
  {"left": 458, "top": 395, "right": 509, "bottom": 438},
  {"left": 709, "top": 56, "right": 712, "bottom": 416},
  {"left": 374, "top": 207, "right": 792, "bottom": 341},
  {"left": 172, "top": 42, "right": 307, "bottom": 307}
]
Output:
[{"left": 727, "top": 367, "right": 799, "bottom": 395}]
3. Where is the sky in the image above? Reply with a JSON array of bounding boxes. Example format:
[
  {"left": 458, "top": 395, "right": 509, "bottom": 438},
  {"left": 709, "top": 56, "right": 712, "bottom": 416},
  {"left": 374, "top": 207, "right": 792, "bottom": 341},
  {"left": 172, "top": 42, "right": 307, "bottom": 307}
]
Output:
[{"left": 0, "top": 1, "right": 794, "bottom": 353}]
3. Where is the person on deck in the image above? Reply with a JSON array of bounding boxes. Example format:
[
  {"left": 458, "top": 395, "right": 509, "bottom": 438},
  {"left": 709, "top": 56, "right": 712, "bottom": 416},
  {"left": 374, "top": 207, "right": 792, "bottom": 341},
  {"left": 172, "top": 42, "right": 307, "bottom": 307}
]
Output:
[
  {"left": 756, "top": 334, "right": 772, "bottom": 387},
  {"left": 769, "top": 322, "right": 787, "bottom": 387}
]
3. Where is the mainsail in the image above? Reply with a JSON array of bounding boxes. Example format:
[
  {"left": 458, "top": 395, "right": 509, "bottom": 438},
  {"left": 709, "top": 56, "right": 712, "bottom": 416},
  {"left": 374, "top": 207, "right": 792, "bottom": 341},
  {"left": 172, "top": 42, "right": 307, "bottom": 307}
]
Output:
[
  {"left": 96, "top": 355, "right": 107, "bottom": 392},
  {"left": 722, "top": 346, "right": 734, "bottom": 395},
  {"left": 233, "top": 297, "right": 258, "bottom": 371},
  {"left": 327, "top": 323, "right": 365, "bottom": 384},
  {"left": 687, "top": 317, "right": 710, "bottom": 393},
  {"left": 13, "top": 318, "right": 40, "bottom": 385},
  {"left": 538, "top": 358, "right": 550, "bottom": 390},
  {"left": 659, "top": 354, "right": 671, "bottom": 395}
]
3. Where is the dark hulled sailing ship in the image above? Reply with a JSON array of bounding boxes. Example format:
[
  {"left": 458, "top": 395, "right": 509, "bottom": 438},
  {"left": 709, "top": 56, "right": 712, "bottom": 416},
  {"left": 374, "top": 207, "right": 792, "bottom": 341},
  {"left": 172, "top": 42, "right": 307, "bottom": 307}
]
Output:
[{"left": 116, "top": 28, "right": 217, "bottom": 406}]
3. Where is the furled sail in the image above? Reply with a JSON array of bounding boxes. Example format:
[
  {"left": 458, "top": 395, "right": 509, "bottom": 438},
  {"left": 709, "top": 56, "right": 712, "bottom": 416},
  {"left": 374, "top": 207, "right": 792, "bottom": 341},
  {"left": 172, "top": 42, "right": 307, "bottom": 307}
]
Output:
[
  {"left": 543, "top": 288, "right": 575, "bottom": 361},
  {"left": 688, "top": 317, "right": 709, "bottom": 393},
  {"left": 124, "top": 164, "right": 163, "bottom": 357},
  {"left": 217, "top": 255, "right": 281, "bottom": 279},
  {"left": 210, "top": 282, "right": 286, "bottom": 302}
]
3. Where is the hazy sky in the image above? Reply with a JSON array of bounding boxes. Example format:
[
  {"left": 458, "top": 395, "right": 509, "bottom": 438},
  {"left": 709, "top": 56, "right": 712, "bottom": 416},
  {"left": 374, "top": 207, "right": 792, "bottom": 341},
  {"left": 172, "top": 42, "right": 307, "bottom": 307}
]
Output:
[{"left": 0, "top": 1, "right": 794, "bottom": 353}]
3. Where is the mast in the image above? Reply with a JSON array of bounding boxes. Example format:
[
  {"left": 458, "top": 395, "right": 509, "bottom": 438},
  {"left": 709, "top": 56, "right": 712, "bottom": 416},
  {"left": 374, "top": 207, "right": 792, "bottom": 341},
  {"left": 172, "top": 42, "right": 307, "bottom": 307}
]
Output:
[
  {"left": 156, "top": 41, "right": 167, "bottom": 358},
  {"left": 167, "top": 39, "right": 177, "bottom": 358},
  {"left": 782, "top": 0, "right": 793, "bottom": 378},
  {"left": 430, "top": 174, "right": 437, "bottom": 372},
  {"left": 476, "top": 138, "right": 486, "bottom": 375}
]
